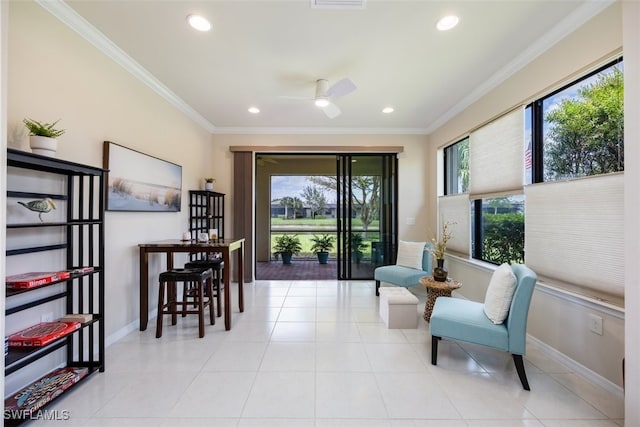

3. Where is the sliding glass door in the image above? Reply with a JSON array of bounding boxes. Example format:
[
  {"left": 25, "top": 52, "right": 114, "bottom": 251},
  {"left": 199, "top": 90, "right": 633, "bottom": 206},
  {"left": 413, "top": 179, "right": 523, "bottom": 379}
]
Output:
[{"left": 337, "top": 154, "right": 398, "bottom": 279}]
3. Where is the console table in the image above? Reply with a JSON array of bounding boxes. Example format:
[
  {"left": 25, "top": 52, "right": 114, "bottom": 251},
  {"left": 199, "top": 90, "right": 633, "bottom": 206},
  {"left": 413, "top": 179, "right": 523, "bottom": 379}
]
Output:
[{"left": 138, "top": 238, "right": 245, "bottom": 331}]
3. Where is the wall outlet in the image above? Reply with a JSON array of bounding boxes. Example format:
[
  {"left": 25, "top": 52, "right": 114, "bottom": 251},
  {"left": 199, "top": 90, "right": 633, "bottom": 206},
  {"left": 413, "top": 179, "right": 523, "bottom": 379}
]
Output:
[
  {"left": 41, "top": 312, "right": 54, "bottom": 323},
  {"left": 588, "top": 314, "right": 603, "bottom": 335}
]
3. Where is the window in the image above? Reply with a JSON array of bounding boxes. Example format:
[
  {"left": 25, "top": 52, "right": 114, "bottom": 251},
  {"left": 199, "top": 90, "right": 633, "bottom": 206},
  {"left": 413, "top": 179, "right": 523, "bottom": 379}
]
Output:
[
  {"left": 444, "top": 137, "right": 469, "bottom": 195},
  {"left": 528, "top": 59, "right": 624, "bottom": 183},
  {"left": 472, "top": 196, "right": 524, "bottom": 265}
]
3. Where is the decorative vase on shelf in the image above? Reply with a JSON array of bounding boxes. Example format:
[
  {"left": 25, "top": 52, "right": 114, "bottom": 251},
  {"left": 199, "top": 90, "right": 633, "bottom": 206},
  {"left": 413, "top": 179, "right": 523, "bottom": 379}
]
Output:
[
  {"left": 205, "top": 182, "right": 213, "bottom": 191},
  {"left": 433, "top": 258, "right": 448, "bottom": 282},
  {"left": 29, "top": 135, "right": 58, "bottom": 157}
]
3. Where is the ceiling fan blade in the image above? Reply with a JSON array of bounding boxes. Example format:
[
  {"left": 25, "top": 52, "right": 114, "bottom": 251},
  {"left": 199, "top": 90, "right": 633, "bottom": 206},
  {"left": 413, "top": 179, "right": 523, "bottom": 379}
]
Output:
[
  {"left": 326, "top": 78, "right": 356, "bottom": 98},
  {"left": 322, "top": 102, "right": 341, "bottom": 119},
  {"left": 278, "top": 95, "right": 312, "bottom": 100}
]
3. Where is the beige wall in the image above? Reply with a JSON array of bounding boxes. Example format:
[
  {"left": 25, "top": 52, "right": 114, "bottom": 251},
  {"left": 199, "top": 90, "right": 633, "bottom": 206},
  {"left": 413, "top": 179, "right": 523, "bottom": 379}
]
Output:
[
  {"left": 428, "top": 3, "right": 625, "bottom": 389},
  {"left": 5, "top": 1, "right": 214, "bottom": 341}
]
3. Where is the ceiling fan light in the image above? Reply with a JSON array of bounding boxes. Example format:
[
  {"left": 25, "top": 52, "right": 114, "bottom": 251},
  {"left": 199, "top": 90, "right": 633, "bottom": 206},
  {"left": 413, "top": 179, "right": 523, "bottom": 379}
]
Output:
[
  {"left": 315, "top": 98, "right": 330, "bottom": 108},
  {"left": 187, "top": 14, "right": 211, "bottom": 32},
  {"left": 436, "top": 15, "right": 459, "bottom": 31}
]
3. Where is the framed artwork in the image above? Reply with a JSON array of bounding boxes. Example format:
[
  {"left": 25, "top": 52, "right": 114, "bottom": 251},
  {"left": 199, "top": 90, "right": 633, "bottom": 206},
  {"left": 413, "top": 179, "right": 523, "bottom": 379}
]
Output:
[{"left": 103, "top": 141, "right": 182, "bottom": 212}]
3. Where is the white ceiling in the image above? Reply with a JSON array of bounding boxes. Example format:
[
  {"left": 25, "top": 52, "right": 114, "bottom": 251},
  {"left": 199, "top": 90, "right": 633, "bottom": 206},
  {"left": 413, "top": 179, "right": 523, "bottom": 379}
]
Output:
[{"left": 50, "top": 0, "right": 613, "bottom": 134}]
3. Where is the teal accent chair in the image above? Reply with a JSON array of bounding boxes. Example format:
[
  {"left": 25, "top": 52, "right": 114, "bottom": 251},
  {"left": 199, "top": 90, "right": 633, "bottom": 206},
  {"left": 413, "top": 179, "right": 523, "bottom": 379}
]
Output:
[
  {"left": 374, "top": 242, "right": 433, "bottom": 296},
  {"left": 429, "top": 264, "right": 537, "bottom": 390}
]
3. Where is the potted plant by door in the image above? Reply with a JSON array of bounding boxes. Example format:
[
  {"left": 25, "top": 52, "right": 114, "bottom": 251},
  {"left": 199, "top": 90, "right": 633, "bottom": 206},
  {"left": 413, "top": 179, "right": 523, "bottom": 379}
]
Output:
[
  {"left": 23, "top": 118, "right": 65, "bottom": 158},
  {"left": 310, "top": 234, "right": 335, "bottom": 264},
  {"left": 350, "top": 232, "right": 367, "bottom": 264},
  {"left": 204, "top": 177, "right": 215, "bottom": 191},
  {"left": 273, "top": 234, "right": 302, "bottom": 265}
]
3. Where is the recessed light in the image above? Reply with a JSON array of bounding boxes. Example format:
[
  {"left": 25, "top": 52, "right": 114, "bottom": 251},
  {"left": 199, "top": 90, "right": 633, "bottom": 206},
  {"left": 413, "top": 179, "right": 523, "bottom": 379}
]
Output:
[
  {"left": 436, "top": 15, "right": 459, "bottom": 31},
  {"left": 187, "top": 14, "right": 211, "bottom": 32},
  {"left": 248, "top": 107, "right": 260, "bottom": 114},
  {"left": 382, "top": 107, "right": 394, "bottom": 114}
]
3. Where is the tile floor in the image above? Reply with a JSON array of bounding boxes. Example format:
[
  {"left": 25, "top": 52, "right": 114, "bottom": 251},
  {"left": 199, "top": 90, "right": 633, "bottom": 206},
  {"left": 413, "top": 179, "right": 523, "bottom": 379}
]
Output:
[{"left": 42, "top": 280, "right": 624, "bottom": 426}]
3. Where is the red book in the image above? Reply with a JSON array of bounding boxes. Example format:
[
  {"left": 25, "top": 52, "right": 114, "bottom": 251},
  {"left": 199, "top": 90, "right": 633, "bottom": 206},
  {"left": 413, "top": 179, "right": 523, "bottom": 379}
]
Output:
[
  {"left": 4, "top": 367, "right": 89, "bottom": 414},
  {"left": 8, "top": 322, "right": 81, "bottom": 347},
  {"left": 6, "top": 271, "right": 71, "bottom": 289}
]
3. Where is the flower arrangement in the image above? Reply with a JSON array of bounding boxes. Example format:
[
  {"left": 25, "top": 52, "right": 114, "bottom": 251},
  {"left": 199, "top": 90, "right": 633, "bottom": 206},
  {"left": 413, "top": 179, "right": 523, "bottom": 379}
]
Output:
[{"left": 431, "top": 221, "right": 454, "bottom": 260}]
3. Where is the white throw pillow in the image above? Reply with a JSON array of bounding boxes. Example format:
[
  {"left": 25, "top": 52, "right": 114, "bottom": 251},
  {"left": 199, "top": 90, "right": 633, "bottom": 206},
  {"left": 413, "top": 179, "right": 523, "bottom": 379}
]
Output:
[
  {"left": 483, "top": 263, "right": 517, "bottom": 324},
  {"left": 396, "top": 240, "right": 426, "bottom": 270}
]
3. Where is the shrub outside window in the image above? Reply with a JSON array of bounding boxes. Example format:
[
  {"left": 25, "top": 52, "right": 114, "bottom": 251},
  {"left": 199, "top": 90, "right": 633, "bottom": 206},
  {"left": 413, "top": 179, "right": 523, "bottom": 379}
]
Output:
[{"left": 472, "top": 195, "right": 525, "bottom": 265}]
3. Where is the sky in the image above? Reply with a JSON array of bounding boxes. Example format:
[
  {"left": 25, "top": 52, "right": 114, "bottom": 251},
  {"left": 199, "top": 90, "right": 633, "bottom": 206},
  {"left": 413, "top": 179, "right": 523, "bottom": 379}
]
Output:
[{"left": 270, "top": 175, "right": 335, "bottom": 203}]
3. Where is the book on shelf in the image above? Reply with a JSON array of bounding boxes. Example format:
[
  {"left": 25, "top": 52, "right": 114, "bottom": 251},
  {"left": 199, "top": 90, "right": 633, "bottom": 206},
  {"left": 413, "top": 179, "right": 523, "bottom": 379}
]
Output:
[
  {"left": 58, "top": 313, "right": 93, "bottom": 323},
  {"left": 5, "top": 271, "right": 71, "bottom": 289},
  {"left": 7, "top": 322, "right": 81, "bottom": 347},
  {"left": 4, "top": 367, "right": 89, "bottom": 414}
]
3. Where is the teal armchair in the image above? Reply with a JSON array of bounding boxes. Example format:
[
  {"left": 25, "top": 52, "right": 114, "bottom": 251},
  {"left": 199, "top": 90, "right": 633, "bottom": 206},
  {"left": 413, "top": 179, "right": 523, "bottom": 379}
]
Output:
[{"left": 429, "top": 264, "right": 537, "bottom": 390}]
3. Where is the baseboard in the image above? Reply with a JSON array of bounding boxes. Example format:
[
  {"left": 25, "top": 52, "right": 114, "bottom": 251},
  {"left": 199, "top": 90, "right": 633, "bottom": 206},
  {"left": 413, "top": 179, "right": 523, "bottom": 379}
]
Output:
[
  {"left": 105, "top": 316, "right": 149, "bottom": 348},
  {"left": 527, "top": 334, "right": 625, "bottom": 399}
]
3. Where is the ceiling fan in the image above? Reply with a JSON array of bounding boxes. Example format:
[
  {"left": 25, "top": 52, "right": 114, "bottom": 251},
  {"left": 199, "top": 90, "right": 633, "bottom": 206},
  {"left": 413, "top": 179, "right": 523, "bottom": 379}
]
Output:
[{"left": 282, "top": 78, "right": 357, "bottom": 118}]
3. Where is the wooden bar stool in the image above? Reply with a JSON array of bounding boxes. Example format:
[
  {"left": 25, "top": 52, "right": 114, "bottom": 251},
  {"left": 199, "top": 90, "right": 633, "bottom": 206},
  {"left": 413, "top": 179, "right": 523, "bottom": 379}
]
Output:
[
  {"left": 184, "top": 259, "right": 223, "bottom": 318},
  {"left": 156, "top": 268, "right": 214, "bottom": 338}
]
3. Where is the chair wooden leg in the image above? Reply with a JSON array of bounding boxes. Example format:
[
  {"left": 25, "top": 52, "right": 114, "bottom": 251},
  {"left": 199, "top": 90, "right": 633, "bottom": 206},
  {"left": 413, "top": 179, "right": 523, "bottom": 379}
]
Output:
[
  {"left": 156, "top": 281, "right": 165, "bottom": 338},
  {"left": 197, "top": 282, "right": 205, "bottom": 338},
  {"left": 215, "top": 275, "right": 222, "bottom": 317},
  {"left": 207, "top": 277, "right": 215, "bottom": 325},
  {"left": 512, "top": 354, "right": 530, "bottom": 391},
  {"left": 376, "top": 280, "right": 380, "bottom": 296},
  {"left": 431, "top": 336, "right": 440, "bottom": 365}
]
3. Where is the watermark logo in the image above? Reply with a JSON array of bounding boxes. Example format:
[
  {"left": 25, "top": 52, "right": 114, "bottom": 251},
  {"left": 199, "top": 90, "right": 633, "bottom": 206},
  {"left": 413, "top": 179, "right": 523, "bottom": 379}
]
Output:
[{"left": 4, "top": 409, "right": 71, "bottom": 421}]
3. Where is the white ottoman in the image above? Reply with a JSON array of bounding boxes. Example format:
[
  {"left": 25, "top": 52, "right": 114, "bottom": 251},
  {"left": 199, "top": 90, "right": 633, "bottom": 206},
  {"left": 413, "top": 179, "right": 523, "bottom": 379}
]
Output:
[{"left": 379, "top": 287, "right": 419, "bottom": 329}]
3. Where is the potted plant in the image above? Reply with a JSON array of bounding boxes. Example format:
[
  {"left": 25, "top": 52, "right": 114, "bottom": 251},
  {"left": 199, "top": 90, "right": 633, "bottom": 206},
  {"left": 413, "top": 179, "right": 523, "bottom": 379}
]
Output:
[
  {"left": 204, "top": 177, "right": 215, "bottom": 191},
  {"left": 310, "top": 234, "right": 335, "bottom": 264},
  {"left": 350, "top": 232, "right": 367, "bottom": 264},
  {"left": 273, "top": 234, "right": 302, "bottom": 264},
  {"left": 23, "top": 118, "right": 65, "bottom": 158}
]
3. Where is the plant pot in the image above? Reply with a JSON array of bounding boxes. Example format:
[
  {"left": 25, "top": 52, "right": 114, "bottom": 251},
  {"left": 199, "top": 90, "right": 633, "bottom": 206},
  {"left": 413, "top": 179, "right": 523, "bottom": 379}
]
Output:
[
  {"left": 317, "top": 252, "right": 329, "bottom": 264},
  {"left": 205, "top": 182, "right": 214, "bottom": 191},
  {"left": 433, "top": 258, "right": 448, "bottom": 282},
  {"left": 352, "top": 251, "right": 362, "bottom": 265},
  {"left": 281, "top": 252, "right": 293, "bottom": 264},
  {"left": 29, "top": 135, "right": 58, "bottom": 157}
]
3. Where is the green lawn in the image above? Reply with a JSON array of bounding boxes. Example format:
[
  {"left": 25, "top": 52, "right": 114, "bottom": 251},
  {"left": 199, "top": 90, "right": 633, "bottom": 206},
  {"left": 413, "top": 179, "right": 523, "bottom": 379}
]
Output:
[{"left": 271, "top": 217, "right": 379, "bottom": 227}]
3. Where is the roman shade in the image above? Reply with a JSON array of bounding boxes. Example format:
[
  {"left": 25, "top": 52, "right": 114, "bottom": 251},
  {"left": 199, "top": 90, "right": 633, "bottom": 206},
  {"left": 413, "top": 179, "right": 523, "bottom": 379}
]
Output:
[
  {"left": 470, "top": 108, "right": 525, "bottom": 197},
  {"left": 437, "top": 194, "right": 470, "bottom": 255},
  {"left": 524, "top": 172, "right": 624, "bottom": 297}
]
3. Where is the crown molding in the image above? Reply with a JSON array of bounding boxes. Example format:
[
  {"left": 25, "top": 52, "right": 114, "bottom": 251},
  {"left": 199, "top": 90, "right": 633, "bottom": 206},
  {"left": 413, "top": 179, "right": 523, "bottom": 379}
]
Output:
[
  {"left": 212, "top": 126, "right": 429, "bottom": 135},
  {"left": 35, "top": 0, "right": 217, "bottom": 134}
]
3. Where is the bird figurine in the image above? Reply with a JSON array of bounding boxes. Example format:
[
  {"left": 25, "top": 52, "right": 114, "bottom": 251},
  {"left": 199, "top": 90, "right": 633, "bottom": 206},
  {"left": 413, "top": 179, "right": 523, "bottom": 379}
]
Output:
[{"left": 18, "top": 198, "right": 57, "bottom": 222}]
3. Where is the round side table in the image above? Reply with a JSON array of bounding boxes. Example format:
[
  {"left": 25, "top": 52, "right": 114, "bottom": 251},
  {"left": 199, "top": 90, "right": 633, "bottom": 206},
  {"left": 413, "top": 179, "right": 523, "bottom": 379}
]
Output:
[{"left": 419, "top": 276, "right": 462, "bottom": 322}]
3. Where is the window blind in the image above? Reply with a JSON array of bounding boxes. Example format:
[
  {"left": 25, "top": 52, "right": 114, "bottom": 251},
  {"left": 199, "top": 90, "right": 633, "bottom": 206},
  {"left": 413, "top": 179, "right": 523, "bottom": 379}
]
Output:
[
  {"left": 438, "top": 194, "right": 470, "bottom": 255},
  {"left": 524, "top": 173, "right": 624, "bottom": 297},
  {"left": 470, "top": 108, "right": 524, "bottom": 197}
]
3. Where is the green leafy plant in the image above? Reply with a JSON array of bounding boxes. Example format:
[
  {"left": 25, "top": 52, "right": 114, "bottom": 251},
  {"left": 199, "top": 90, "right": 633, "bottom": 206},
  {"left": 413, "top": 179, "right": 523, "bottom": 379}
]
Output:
[
  {"left": 273, "top": 234, "right": 302, "bottom": 256},
  {"left": 310, "top": 234, "right": 335, "bottom": 253},
  {"left": 204, "top": 177, "right": 216, "bottom": 183},
  {"left": 350, "top": 233, "right": 367, "bottom": 253},
  {"left": 23, "top": 118, "right": 65, "bottom": 138}
]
